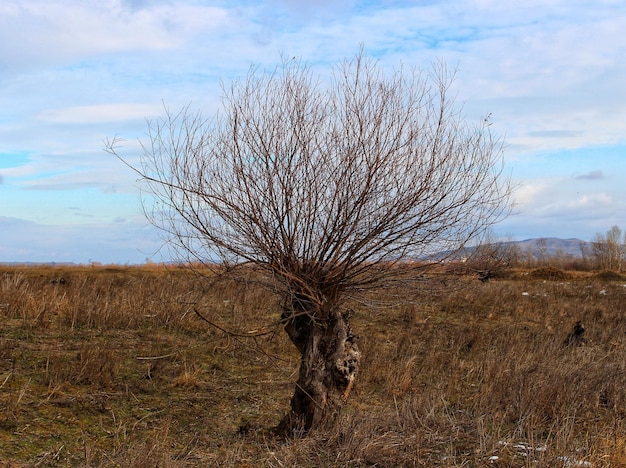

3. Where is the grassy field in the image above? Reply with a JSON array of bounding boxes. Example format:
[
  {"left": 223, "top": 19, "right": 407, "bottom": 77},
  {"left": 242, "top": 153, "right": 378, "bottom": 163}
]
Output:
[{"left": 0, "top": 265, "right": 625, "bottom": 467}]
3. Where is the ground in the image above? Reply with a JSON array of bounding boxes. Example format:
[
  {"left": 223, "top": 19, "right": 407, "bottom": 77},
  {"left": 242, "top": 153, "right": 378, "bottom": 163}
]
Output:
[{"left": 0, "top": 265, "right": 624, "bottom": 466}]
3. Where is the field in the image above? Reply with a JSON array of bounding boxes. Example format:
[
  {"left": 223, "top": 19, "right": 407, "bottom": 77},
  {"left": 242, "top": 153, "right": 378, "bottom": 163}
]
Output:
[{"left": 0, "top": 265, "right": 625, "bottom": 467}]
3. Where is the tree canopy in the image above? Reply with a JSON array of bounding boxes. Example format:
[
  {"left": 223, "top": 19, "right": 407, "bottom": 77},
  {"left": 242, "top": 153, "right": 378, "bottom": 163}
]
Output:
[{"left": 107, "top": 51, "right": 512, "bottom": 433}]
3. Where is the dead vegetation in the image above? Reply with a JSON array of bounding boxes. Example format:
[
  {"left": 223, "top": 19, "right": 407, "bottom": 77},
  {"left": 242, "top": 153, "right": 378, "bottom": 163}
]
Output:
[{"left": 0, "top": 264, "right": 625, "bottom": 466}]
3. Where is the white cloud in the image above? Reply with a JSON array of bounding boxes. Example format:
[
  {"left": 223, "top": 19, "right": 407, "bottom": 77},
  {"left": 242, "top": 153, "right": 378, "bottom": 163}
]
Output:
[
  {"left": 0, "top": 0, "right": 230, "bottom": 72},
  {"left": 0, "top": 216, "right": 162, "bottom": 264},
  {"left": 512, "top": 182, "right": 552, "bottom": 207},
  {"left": 503, "top": 165, "right": 626, "bottom": 240},
  {"left": 37, "top": 103, "right": 163, "bottom": 124},
  {"left": 566, "top": 193, "right": 613, "bottom": 210}
]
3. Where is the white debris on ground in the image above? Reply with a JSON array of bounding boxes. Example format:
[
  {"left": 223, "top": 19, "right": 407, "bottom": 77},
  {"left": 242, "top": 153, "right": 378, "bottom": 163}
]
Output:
[
  {"left": 511, "top": 442, "right": 547, "bottom": 456},
  {"left": 557, "top": 455, "right": 592, "bottom": 467},
  {"left": 516, "top": 286, "right": 620, "bottom": 298},
  {"left": 492, "top": 441, "right": 592, "bottom": 466}
]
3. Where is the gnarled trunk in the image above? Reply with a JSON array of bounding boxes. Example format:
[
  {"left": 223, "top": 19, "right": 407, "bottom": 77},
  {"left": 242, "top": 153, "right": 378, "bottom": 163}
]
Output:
[{"left": 277, "top": 306, "right": 360, "bottom": 436}]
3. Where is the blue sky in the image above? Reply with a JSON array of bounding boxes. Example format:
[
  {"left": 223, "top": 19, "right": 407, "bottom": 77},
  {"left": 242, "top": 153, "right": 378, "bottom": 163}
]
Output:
[{"left": 1, "top": 0, "right": 625, "bottom": 264}]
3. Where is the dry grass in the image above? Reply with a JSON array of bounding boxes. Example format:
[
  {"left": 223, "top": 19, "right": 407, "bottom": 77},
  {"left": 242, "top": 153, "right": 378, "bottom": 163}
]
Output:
[{"left": 0, "top": 265, "right": 625, "bottom": 466}]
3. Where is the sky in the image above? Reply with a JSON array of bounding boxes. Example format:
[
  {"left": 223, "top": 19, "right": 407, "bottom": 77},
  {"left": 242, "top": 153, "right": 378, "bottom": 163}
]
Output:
[{"left": 1, "top": 0, "right": 625, "bottom": 264}]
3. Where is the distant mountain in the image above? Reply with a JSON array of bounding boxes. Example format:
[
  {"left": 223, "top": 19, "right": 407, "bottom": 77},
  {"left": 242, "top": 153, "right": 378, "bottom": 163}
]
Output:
[
  {"left": 509, "top": 237, "right": 590, "bottom": 258},
  {"left": 424, "top": 237, "right": 592, "bottom": 262}
]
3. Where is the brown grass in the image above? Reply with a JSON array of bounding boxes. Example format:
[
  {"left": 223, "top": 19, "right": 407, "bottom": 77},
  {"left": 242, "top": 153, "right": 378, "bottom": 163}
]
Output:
[{"left": 0, "top": 264, "right": 625, "bottom": 466}]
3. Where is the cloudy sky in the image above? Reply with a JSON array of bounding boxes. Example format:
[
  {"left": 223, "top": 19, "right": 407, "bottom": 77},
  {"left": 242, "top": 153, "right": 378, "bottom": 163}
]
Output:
[{"left": 1, "top": 0, "right": 625, "bottom": 264}]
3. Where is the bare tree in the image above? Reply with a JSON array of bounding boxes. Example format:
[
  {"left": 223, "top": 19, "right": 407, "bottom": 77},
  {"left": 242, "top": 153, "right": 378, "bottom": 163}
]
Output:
[
  {"left": 107, "top": 52, "right": 512, "bottom": 435},
  {"left": 591, "top": 225, "right": 625, "bottom": 271},
  {"left": 465, "top": 231, "right": 518, "bottom": 282},
  {"left": 535, "top": 237, "right": 548, "bottom": 265}
]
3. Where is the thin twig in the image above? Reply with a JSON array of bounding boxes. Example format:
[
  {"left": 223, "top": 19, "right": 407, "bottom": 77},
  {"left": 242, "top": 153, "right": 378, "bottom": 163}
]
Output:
[
  {"left": 194, "top": 308, "right": 290, "bottom": 365},
  {"left": 137, "top": 352, "right": 180, "bottom": 361},
  {"left": 193, "top": 308, "right": 275, "bottom": 337}
]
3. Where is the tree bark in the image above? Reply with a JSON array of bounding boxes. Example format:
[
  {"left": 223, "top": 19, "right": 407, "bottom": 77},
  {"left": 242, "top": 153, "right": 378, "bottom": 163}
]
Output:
[{"left": 277, "top": 307, "right": 361, "bottom": 436}]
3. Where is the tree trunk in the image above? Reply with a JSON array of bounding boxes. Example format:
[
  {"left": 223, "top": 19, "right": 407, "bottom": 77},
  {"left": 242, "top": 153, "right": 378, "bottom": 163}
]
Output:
[{"left": 277, "top": 307, "right": 361, "bottom": 436}]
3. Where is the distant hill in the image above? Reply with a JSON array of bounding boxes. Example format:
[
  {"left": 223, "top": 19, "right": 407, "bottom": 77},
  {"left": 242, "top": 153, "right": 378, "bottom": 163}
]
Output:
[
  {"left": 430, "top": 237, "right": 591, "bottom": 262},
  {"left": 509, "top": 237, "right": 589, "bottom": 258}
]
